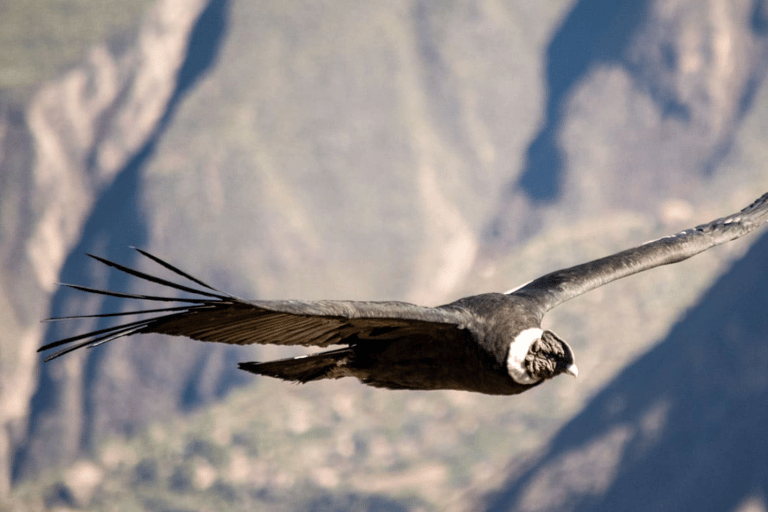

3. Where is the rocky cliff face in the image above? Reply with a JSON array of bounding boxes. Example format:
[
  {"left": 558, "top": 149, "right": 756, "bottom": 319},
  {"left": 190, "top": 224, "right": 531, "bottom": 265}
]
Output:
[
  {"left": 1, "top": 0, "right": 207, "bottom": 491},
  {"left": 482, "top": 0, "right": 768, "bottom": 256},
  {"left": 2, "top": 0, "right": 768, "bottom": 508}
]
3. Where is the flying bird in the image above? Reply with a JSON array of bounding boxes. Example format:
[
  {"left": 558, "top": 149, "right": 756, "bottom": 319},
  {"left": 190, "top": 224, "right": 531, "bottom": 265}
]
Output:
[{"left": 41, "top": 192, "right": 768, "bottom": 395}]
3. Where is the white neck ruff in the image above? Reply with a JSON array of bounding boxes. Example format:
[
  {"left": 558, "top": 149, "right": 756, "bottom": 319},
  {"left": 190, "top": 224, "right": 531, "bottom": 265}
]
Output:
[{"left": 506, "top": 328, "right": 542, "bottom": 385}]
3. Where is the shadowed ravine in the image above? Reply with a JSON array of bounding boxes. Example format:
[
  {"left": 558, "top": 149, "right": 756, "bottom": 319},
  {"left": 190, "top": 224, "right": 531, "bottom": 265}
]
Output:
[
  {"left": 13, "top": 0, "right": 231, "bottom": 482},
  {"left": 517, "top": 0, "right": 651, "bottom": 202}
]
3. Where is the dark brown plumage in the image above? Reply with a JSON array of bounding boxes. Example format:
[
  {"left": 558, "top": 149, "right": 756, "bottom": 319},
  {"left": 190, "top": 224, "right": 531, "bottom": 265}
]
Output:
[{"left": 40, "top": 192, "right": 768, "bottom": 395}]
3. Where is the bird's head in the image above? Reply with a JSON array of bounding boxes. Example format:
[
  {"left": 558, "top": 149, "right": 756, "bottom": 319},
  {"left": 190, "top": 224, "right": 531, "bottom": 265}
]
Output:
[
  {"left": 525, "top": 330, "right": 578, "bottom": 381},
  {"left": 507, "top": 328, "right": 578, "bottom": 384}
]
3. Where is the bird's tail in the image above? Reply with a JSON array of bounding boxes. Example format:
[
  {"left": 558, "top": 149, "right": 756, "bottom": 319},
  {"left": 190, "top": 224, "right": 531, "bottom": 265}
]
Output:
[{"left": 238, "top": 347, "right": 354, "bottom": 383}]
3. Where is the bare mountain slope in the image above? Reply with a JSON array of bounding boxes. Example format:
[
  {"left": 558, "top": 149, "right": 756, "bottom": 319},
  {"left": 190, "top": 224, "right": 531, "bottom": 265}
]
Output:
[
  {"left": 3, "top": 1, "right": 768, "bottom": 508},
  {"left": 1, "top": 0, "right": 209, "bottom": 491}
]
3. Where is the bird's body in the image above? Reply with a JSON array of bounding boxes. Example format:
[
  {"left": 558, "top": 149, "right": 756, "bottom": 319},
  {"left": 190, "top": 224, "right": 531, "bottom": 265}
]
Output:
[
  {"left": 40, "top": 192, "right": 768, "bottom": 395},
  {"left": 242, "top": 293, "right": 553, "bottom": 395}
]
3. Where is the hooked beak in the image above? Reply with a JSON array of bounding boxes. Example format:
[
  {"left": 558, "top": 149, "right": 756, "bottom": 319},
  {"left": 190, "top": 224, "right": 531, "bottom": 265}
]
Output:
[{"left": 565, "top": 364, "right": 579, "bottom": 378}]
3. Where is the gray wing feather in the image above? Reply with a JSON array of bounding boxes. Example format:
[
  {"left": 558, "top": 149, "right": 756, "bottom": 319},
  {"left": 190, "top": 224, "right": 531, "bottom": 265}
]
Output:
[
  {"left": 513, "top": 192, "right": 768, "bottom": 313},
  {"left": 133, "top": 299, "right": 470, "bottom": 347},
  {"left": 40, "top": 249, "right": 472, "bottom": 361}
]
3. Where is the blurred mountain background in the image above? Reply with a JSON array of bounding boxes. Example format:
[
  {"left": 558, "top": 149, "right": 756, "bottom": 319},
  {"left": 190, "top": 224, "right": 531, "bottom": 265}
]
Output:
[{"left": 1, "top": 0, "right": 767, "bottom": 510}]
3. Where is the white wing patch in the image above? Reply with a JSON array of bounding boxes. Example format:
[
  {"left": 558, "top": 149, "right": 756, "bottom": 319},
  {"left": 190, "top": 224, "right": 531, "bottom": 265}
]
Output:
[
  {"left": 504, "top": 279, "right": 533, "bottom": 295},
  {"left": 506, "top": 327, "right": 542, "bottom": 385}
]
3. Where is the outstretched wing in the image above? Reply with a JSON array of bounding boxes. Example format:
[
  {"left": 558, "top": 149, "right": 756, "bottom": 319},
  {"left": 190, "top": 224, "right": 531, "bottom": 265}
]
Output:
[
  {"left": 39, "top": 249, "right": 474, "bottom": 361},
  {"left": 513, "top": 191, "right": 768, "bottom": 313}
]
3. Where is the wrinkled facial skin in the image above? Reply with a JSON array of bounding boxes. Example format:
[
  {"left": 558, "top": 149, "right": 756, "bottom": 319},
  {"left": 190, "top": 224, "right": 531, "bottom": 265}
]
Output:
[{"left": 524, "top": 331, "right": 576, "bottom": 380}]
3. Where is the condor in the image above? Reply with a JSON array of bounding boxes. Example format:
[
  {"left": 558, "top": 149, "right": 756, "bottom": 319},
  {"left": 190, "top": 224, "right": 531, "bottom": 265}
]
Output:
[{"left": 41, "top": 192, "right": 768, "bottom": 396}]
